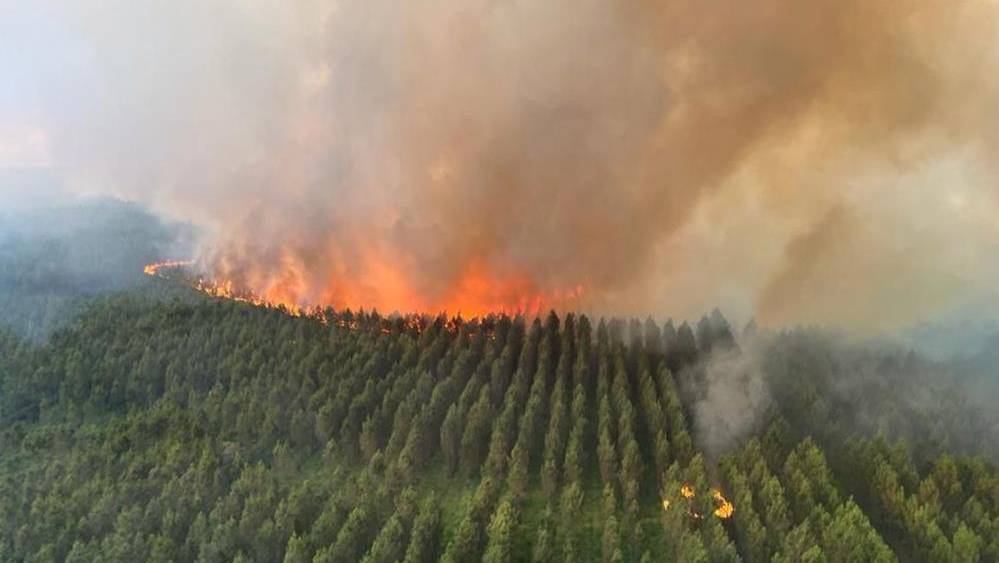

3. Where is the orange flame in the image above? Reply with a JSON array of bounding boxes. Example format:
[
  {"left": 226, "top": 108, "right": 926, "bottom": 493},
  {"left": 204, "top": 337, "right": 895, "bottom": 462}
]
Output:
[
  {"left": 195, "top": 278, "right": 305, "bottom": 316},
  {"left": 144, "top": 260, "right": 303, "bottom": 314},
  {"left": 142, "top": 260, "right": 527, "bottom": 343},
  {"left": 198, "top": 253, "right": 587, "bottom": 318},
  {"left": 143, "top": 260, "right": 194, "bottom": 277},
  {"left": 665, "top": 484, "right": 733, "bottom": 520},
  {"left": 680, "top": 485, "right": 695, "bottom": 499},
  {"left": 712, "top": 489, "right": 734, "bottom": 519}
]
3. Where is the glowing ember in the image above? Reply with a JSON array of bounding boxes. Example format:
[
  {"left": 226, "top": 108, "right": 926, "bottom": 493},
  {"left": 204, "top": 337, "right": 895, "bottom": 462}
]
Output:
[{"left": 680, "top": 485, "right": 695, "bottom": 499}]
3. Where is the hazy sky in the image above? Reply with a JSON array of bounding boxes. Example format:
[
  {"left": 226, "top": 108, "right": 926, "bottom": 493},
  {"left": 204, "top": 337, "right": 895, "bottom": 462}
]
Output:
[{"left": 3, "top": 0, "right": 998, "bottom": 330}]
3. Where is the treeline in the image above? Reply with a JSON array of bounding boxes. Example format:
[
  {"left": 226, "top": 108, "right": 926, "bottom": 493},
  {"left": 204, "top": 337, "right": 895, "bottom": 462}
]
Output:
[{"left": 0, "top": 295, "right": 996, "bottom": 561}]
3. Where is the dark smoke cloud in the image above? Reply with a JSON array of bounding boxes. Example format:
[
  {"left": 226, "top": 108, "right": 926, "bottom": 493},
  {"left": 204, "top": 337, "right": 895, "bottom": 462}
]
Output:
[{"left": 3, "top": 0, "right": 998, "bottom": 326}]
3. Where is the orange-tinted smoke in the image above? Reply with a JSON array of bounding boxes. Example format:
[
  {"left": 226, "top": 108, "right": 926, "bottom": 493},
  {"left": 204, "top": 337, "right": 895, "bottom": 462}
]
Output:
[{"left": 23, "top": 0, "right": 999, "bottom": 325}]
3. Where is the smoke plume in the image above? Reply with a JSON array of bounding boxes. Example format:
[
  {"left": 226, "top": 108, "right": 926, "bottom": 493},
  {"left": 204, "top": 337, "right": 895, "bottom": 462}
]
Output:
[
  {"left": 690, "top": 344, "right": 772, "bottom": 460},
  {"left": 3, "top": 0, "right": 999, "bottom": 326}
]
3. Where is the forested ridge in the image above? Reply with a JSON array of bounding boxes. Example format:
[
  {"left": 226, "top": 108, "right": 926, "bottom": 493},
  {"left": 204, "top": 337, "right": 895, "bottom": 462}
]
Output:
[{"left": 0, "top": 289, "right": 996, "bottom": 562}]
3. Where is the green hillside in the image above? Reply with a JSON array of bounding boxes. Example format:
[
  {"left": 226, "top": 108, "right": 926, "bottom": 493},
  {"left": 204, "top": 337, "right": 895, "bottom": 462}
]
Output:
[{"left": 0, "top": 290, "right": 996, "bottom": 562}]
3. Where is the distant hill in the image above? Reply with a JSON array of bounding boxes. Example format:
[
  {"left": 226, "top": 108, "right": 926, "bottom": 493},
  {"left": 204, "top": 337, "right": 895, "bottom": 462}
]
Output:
[{"left": 0, "top": 197, "right": 193, "bottom": 339}]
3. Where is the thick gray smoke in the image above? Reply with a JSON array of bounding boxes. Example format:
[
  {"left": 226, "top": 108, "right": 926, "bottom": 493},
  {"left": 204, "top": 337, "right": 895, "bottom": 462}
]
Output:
[{"left": 3, "top": 0, "right": 999, "bottom": 327}]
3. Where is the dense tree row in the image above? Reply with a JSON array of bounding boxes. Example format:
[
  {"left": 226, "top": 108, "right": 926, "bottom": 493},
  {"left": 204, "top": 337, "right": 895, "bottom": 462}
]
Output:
[{"left": 0, "top": 291, "right": 996, "bottom": 561}]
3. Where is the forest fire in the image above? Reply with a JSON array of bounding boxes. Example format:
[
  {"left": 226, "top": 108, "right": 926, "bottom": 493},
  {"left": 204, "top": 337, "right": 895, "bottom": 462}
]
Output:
[
  {"left": 144, "top": 260, "right": 305, "bottom": 314},
  {"left": 143, "top": 260, "right": 194, "bottom": 277},
  {"left": 196, "top": 279, "right": 305, "bottom": 316},
  {"left": 665, "top": 485, "right": 733, "bottom": 520},
  {"left": 143, "top": 259, "right": 585, "bottom": 319},
  {"left": 143, "top": 260, "right": 524, "bottom": 341}
]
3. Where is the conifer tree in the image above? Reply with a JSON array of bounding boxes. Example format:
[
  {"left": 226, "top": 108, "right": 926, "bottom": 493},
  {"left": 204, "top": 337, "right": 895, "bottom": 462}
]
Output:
[{"left": 482, "top": 497, "right": 517, "bottom": 563}]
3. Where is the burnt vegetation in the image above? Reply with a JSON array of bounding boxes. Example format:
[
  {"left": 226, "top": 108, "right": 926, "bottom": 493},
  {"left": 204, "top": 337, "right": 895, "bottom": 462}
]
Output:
[{"left": 0, "top": 283, "right": 996, "bottom": 562}]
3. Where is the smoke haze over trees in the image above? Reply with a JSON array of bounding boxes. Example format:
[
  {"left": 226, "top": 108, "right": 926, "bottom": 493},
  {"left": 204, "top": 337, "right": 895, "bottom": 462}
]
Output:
[{"left": 0, "top": 197, "right": 193, "bottom": 339}]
